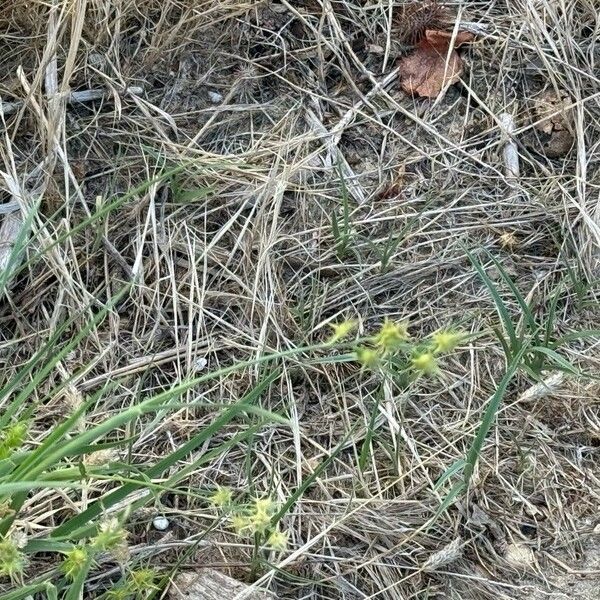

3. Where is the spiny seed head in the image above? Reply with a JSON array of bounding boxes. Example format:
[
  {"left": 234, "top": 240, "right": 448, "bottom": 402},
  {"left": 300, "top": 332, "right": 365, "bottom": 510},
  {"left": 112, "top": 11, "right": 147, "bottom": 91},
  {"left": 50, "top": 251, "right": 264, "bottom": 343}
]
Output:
[
  {"left": 250, "top": 509, "right": 272, "bottom": 534},
  {"left": 231, "top": 514, "right": 251, "bottom": 535},
  {"left": 329, "top": 319, "right": 357, "bottom": 343},
  {"left": 254, "top": 497, "right": 276, "bottom": 514},
  {"left": 411, "top": 352, "right": 438, "bottom": 374},
  {"left": 0, "top": 536, "right": 26, "bottom": 581},
  {"left": 431, "top": 330, "right": 465, "bottom": 353},
  {"left": 105, "top": 587, "right": 129, "bottom": 600},
  {"left": 249, "top": 498, "right": 276, "bottom": 534},
  {"left": 0, "top": 422, "right": 28, "bottom": 460},
  {"left": 266, "top": 529, "right": 288, "bottom": 551},
  {"left": 355, "top": 347, "right": 379, "bottom": 368},
  {"left": 3, "top": 422, "right": 27, "bottom": 448},
  {"left": 61, "top": 547, "right": 89, "bottom": 581},
  {"left": 374, "top": 320, "right": 410, "bottom": 352},
  {"left": 235, "top": 63, "right": 259, "bottom": 98},
  {"left": 499, "top": 231, "right": 519, "bottom": 249},
  {"left": 83, "top": 448, "right": 119, "bottom": 466},
  {"left": 92, "top": 519, "right": 129, "bottom": 562},
  {"left": 210, "top": 486, "right": 233, "bottom": 508},
  {"left": 129, "top": 568, "right": 158, "bottom": 592}
]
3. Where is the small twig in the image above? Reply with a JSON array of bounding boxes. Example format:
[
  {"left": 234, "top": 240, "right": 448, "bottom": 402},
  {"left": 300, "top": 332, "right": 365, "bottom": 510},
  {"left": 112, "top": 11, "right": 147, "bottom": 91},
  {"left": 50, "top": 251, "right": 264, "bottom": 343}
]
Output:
[
  {"left": 78, "top": 339, "right": 212, "bottom": 391},
  {"left": 0, "top": 86, "right": 144, "bottom": 118},
  {"left": 499, "top": 112, "right": 520, "bottom": 181},
  {"left": 544, "top": 552, "right": 600, "bottom": 576}
]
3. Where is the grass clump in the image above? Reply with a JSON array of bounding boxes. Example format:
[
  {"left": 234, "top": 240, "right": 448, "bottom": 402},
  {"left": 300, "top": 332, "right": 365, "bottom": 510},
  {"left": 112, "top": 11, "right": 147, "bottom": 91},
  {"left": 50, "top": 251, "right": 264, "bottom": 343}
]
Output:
[{"left": 0, "top": 0, "right": 598, "bottom": 598}]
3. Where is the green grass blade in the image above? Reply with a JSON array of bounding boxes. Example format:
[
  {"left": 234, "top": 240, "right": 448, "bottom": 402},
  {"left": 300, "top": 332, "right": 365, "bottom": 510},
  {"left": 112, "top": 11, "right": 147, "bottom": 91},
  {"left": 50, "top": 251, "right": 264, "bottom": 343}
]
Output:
[
  {"left": 358, "top": 388, "right": 382, "bottom": 474},
  {"left": 466, "top": 248, "right": 518, "bottom": 355},
  {"left": 50, "top": 372, "right": 280, "bottom": 538},
  {"left": 543, "top": 282, "right": 563, "bottom": 348},
  {"left": 0, "top": 202, "right": 37, "bottom": 294},
  {"left": 0, "top": 481, "right": 82, "bottom": 495},
  {"left": 63, "top": 556, "right": 93, "bottom": 600},
  {"left": 434, "top": 481, "right": 466, "bottom": 520},
  {"left": 3, "top": 381, "right": 116, "bottom": 490},
  {"left": 484, "top": 250, "right": 538, "bottom": 336},
  {"left": 530, "top": 346, "right": 579, "bottom": 374},
  {"left": 272, "top": 421, "right": 359, "bottom": 526},
  {"left": 492, "top": 325, "right": 511, "bottom": 361},
  {"left": 434, "top": 458, "right": 466, "bottom": 490},
  {"left": 552, "top": 329, "right": 600, "bottom": 348},
  {"left": 0, "top": 582, "right": 56, "bottom": 600},
  {"left": 463, "top": 344, "right": 528, "bottom": 485},
  {"left": 0, "top": 285, "right": 130, "bottom": 430}
]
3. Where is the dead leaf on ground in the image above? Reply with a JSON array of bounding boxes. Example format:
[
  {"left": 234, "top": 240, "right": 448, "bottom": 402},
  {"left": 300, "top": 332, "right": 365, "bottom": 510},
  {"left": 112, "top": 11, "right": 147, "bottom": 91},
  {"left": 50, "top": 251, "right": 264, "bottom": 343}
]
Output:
[
  {"left": 533, "top": 90, "right": 572, "bottom": 135},
  {"left": 399, "top": 29, "right": 475, "bottom": 98},
  {"left": 523, "top": 90, "right": 575, "bottom": 158}
]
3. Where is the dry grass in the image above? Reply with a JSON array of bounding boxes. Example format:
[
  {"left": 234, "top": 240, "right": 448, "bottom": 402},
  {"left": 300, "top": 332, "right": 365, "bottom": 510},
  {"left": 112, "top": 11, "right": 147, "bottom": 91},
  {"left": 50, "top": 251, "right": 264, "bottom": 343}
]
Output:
[{"left": 0, "top": 0, "right": 599, "bottom": 598}]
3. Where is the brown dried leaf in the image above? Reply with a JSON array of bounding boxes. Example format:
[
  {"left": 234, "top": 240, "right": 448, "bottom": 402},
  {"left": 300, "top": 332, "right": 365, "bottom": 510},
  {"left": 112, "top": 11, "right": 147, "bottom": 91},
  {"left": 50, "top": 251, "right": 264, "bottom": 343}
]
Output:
[
  {"left": 399, "top": 29, "right": 475, "bottom": 98},
  {"left": 533, "top": 90, "right": 572, "bottom": 134}
]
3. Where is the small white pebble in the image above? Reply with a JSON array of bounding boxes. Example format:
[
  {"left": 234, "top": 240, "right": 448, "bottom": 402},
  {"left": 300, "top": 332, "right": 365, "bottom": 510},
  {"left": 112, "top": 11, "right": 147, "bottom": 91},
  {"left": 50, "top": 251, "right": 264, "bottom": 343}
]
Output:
[
  {"left": 208, "top": 91, "right": 223, "bottom": 104},
  {"left": 194, "top": 356, "right": 208, "bottom": 371},
  {"left": 152, "top": 516, "right": 169, "bottom": 531}
]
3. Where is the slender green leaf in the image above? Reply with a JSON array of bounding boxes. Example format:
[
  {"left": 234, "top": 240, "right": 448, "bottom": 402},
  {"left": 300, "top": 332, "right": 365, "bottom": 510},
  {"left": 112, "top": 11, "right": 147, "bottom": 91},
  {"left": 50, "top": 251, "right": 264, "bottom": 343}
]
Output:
[
  {"left": 543, "top": 282, "right": 563, "bottom": 349},
  {"left": 485, "top": 250, "right": 538, "bottom": 336},
  {"left": 0, "top": 481, "right": 82, "bottom": 495},
  {"left": 434, "top": 458, "right": 466, "bottom": 490},
  {"left": 530, "top": 346, "right": 579, "bottom": 375},
  {"left": 466, "top": 249, "right": 518, "bottom": 355},
  {"left": 51, "top": 372, "right": 280, "bottom": 538},
  {"left": 0, "top": 200, "right": 37, "bottom": 293},
  {"left": 272, "top": 421, "right": 359, "bottom": 526},
  {"left": 552, "top": 329, "right": 600, "bottom": 348},
  {"left": 0, "top": 582, "right": 55, "bottom": 600},
  {"left": 358, "top": 392, "right": 381, "bottom": 474},
  {"left": 463, "top": 344, "right": 528, "bottom": 484},
  {"left": 0, "top": 285, "right": 130, "bottom": 431},
  {"left": 434, "top": 481, "right": 466, "bottom": 520}
]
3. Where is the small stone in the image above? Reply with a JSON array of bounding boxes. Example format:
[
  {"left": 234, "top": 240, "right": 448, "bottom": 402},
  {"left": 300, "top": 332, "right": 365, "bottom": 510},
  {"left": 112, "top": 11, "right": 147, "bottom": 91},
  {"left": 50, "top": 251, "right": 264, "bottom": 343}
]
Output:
[
  {"left": 153, "top": 516, "right": 169, "bottom": 531},
  {"left": 208, "top": 91, "right": 223, "bottom": 104},
  {"left": 194, "top": 357, "right": 208, "bottom": 371},
  {"left": 543, "top": 129, "right": 574, "bottom": 158}
]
